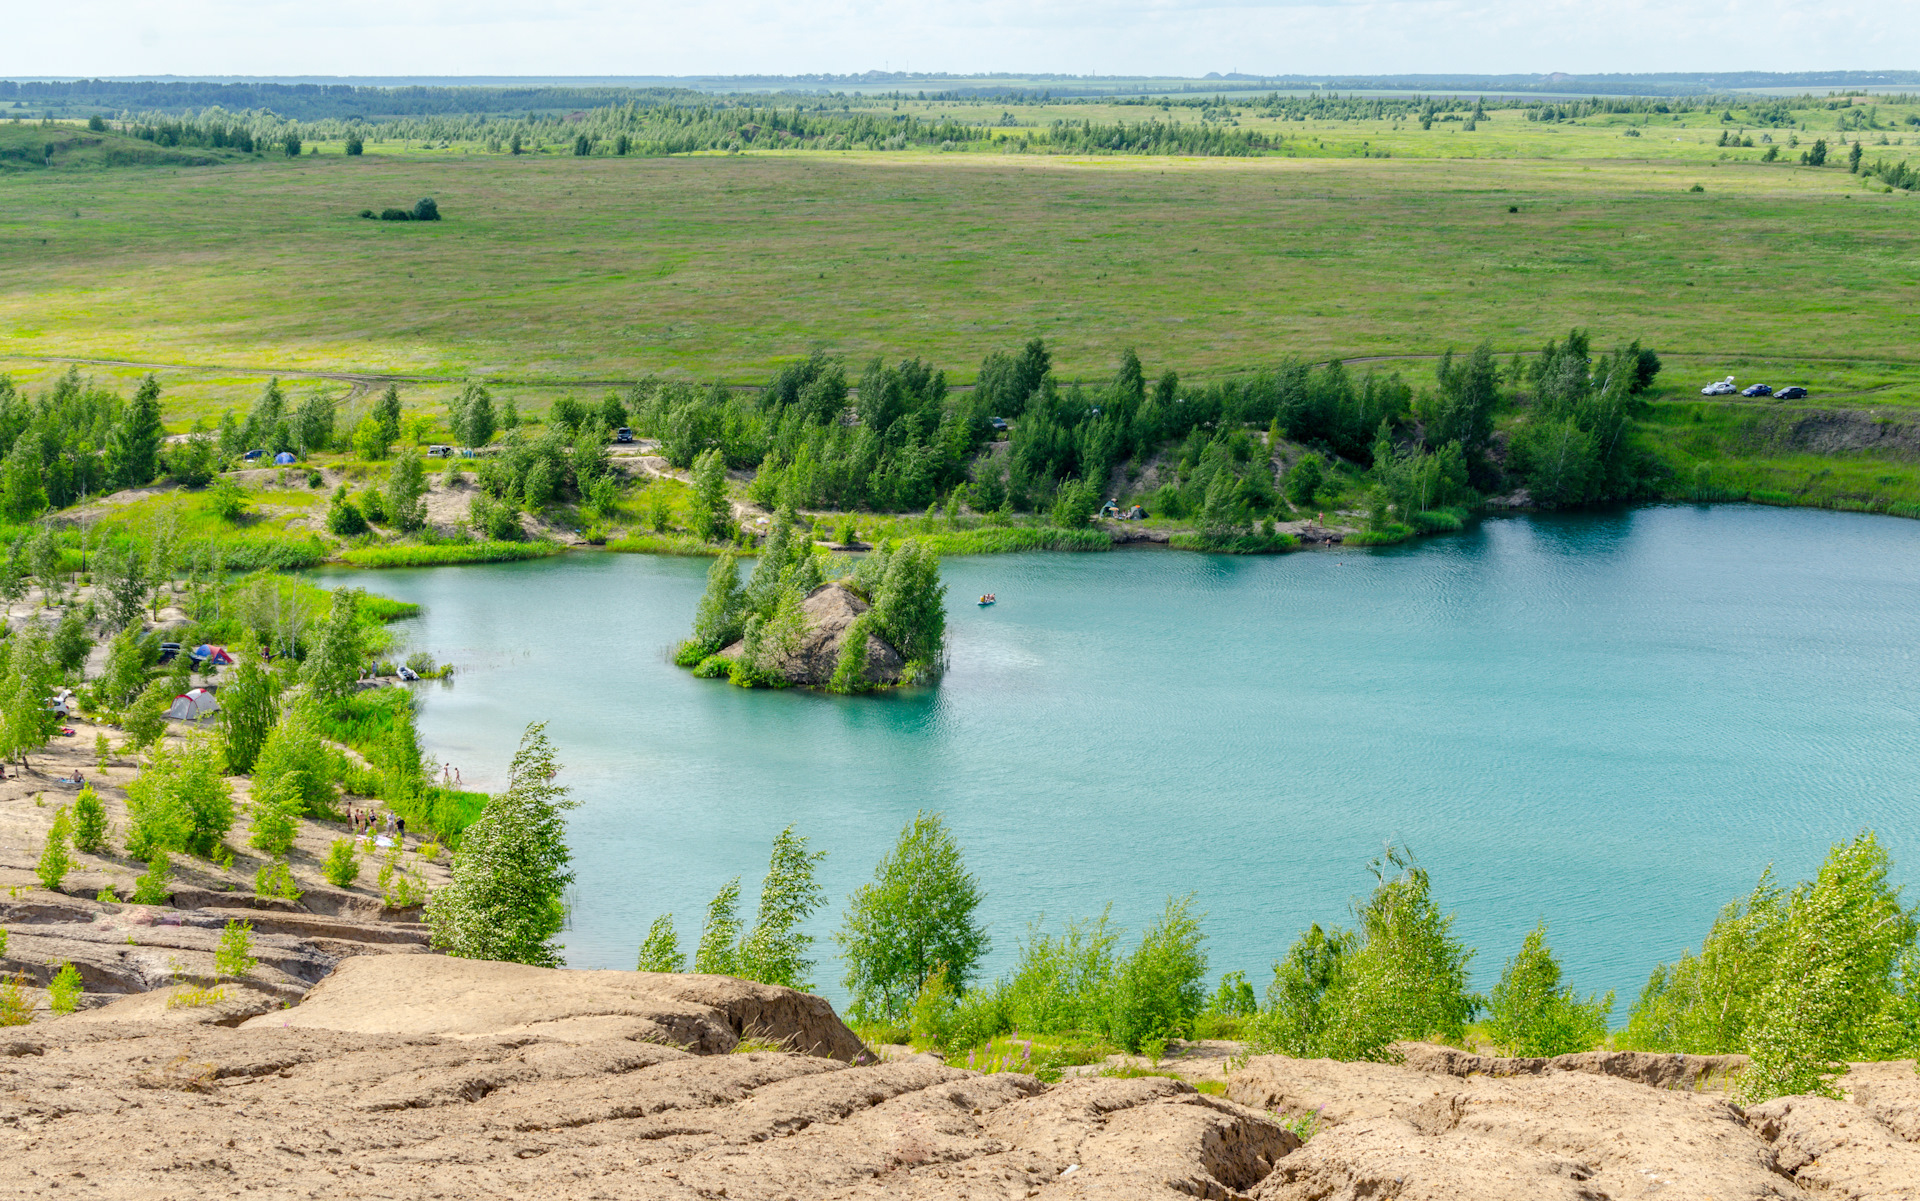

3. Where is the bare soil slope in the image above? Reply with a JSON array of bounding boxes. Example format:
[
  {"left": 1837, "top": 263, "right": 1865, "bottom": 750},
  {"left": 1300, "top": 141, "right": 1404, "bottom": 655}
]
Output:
[{"left": 4, "top": 955, "right": 1918, "bottom": 1199}]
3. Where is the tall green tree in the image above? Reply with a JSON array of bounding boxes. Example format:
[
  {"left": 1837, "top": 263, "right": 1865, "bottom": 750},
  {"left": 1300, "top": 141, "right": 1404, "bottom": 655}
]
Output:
[
  {"left": 426, "top": 723, "right": 578, "bottom": 967},
  {"left": 684, "top": 551, "right": 745, "bottom": 658},
  {"left": 373, "top": 384, "right": 404, "bottom": 446},
  {"left": 450, "top": 384, "right": 496, "bottom": 448},
  {"left": 694, "top": 878, "right": 743, "bottom": 975},
  {"left": 1740, "top": 832, "right": 1917, "bottom": 1101},
  {"left": 219, "top": 638, "right": 279, "bottom": 775},
  {"left": 106, "top": 375, "right": 165, "bottom": 489},
  {"left": 691, "top": 447, "right": 729, "bottom": 541},
  {"left": 1251, "top": 848, "right": 1476, "bottom": 1061},
  {"left": 0, "top": 626, "right": 60, "bottom": 767},
  {"left": 123, "top": 735, "right": 234, "bottom": 859},
  {"left": 386, "top": 448, "right": 428, "bottom": 532},
  {"left": 1483, "top": 923, "right": 1612, "bottom": 1057},
  {"left": 302, "top": 589, "right": 364, "bottom": 706},
  {"left": 636, "top": 914, "right": 686, "bottom": 972},
  {"left": 736, "top": 826, "right": 828, "bottom": 990},
  {"left": 1, "top": 436, "right": 47, "bottom": 521},
  {"left": 1620, "top": 872, "right": 1788, "bottom": 1054},
  {"left": 836, "top": 811, "right": 989, "bottom": 1021},
  {"left": 872, "top": 539, "right": 946, "bottom": 673}
]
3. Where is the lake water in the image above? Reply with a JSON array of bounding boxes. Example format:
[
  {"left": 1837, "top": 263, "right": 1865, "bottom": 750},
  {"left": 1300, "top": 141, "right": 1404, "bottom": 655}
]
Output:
[{"left": 313, "top": 504, "right": 1920, "bottom": 1016}]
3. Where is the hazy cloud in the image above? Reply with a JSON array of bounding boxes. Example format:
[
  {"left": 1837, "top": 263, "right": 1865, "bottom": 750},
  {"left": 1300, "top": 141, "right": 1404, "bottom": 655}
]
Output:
[{"left": 6, "top": 0, "right": 1912, "bottom": 80}]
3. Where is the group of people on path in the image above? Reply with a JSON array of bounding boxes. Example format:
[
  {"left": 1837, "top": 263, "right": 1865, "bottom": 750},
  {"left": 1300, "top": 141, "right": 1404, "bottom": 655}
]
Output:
[{"left": 349, "top": 807, "right": 406, "bottom": 846}]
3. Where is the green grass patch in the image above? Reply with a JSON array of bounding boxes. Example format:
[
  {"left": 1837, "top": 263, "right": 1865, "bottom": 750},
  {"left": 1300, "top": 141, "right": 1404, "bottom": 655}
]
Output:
[
  {"left": 603, "top": 532, "right": 721, "bottom": 556},
  {"left": 1168, "top": 531, "right": 1300, "bottom": 554},
  {"left": 3, "top": 138, "right": 1913, "bottom": 405},
  {"left": 338, "top": 540, "right": 566, "bottom": 568},
  {"left": 1345, "top": 524, "right": 1418, "bottom": 547},
  {"left": 950, "top": 1032, "right": 1119, "bottom": 1084},
  {"left": 915, "top": 526, "right": 1113, "bottom": 555}
]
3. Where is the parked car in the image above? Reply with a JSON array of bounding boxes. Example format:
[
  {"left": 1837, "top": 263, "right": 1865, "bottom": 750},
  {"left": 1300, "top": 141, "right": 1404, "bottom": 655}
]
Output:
[
  {"left": 614, "top": 427, "right": 634, "bottom": 443},
  {"left": 156, "top": 642, "right": 182, "bottom": 665},
  {"left": 426, "top": 444, "right": 453, "bottom": 458},
  {"left": 1701, "top": 377, "right": 1737, "bottom": 396},
  {"left": 1741, "top": 383, "right": 1773, "bottom": 397},
  {"left": 1776, "top": 385, "right": 1809, "bottom": 400},
  {"left": 989, "top": 416, "right": 1009, "bottom": 432},
  {"left": 242, "top": 448, "right": 269, "bottom": 461}
]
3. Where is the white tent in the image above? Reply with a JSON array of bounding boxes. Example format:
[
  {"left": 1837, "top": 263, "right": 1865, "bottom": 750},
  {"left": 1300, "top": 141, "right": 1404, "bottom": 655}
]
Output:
[{"left": 166, "top": 688, "right": 220, "bottom": 721}]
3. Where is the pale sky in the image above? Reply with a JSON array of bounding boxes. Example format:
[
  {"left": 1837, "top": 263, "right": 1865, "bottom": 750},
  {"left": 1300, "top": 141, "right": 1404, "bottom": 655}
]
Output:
[{"left": 6, "top": 0, "right": 1914, "bottom": 80}]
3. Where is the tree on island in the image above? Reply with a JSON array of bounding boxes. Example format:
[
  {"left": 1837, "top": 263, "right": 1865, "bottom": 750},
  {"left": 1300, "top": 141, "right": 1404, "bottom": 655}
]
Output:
[{"left": 427, "top": 722, "right": 578, "bottom": 968}]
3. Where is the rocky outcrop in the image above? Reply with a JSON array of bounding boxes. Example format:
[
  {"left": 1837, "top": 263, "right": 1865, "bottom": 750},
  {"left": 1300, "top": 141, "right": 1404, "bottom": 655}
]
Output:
[
  {"left": 0, "top": 961, "right": 1290, "bottom": 1201},
  {"left": 1777, "top": 409, "right": 1920, "bottom": 458},
  {"left": 1228, "top": 1051, "right": 1920, "bottom": 1201},
  {"left": 5, "top": 955, "right": 1920, "bottom": 1201},
  {"left": 0, "top": 890, "right": 432, "bottom": 1004},
  {"left": 718, "top": 582, "right": 906, "bottom": 687},
  {"left": 1392, "top": 1040, "right": 1748, "bottom": 1090},
  {"left": 248, "top": 954, "right": 869, "bottom": 1060}
]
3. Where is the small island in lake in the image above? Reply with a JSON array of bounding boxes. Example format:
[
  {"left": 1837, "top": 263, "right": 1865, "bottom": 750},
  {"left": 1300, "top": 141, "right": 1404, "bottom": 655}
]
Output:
[{"left": 673, "top": 508, "right": 946, "bottom": 693}]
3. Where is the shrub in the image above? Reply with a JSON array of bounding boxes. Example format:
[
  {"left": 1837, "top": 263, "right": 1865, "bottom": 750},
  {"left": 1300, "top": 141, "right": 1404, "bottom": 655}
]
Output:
[
  {"left": 1001, "top": 909, "right": 1121, "bottom": 1034},
  {"left": 693, "top": 878, "right": 742, "bottom": 976},
  {"left": 1620, "top": 871, "right": 1787, "bottom": 1054},
  {"left": 1483, "top": 923, "right": 1611, "bottom": 1057},
  {"left": 124, "top": 736, "right": 235, "bottom": 859},
  {"left": 637, "top": 914, "right": 686, "bottom": 972},
  {"left": 379, "top": 208, "right": 411, "bottom": 222},
  {"left": 131, "top": 852, "right": 172, "bottom": 904},
  {"left": 1738, "top": 832, "right": 1917, "bottom": 1101},
  {"left": 252, "top": 705, "right": 339, "bottom": 817},
  {"left": 345, "top": 134, "right": 363, "bottom": 156},
  {"left": 247, "top": 776, "right": 300, "bottom": 857},
  {"left": 47, "top": 963, "right": 83, "bottom": 1015},
  {"left": 1286, "top": 454, "right": 1324, "bottom": 506},
  {"left": 326, "top": 487, "right": 369, "bottom": 536},
  {"left": 836, "top": 811, "right": 989, "bottom": 1022},
  {"left": 219, "top": 649, "right": 279, "bottom": 775},
  {"left": 71, "top": 785, "right": 108, "bottom": 854},
  {"left": 425, "top": 723, "right": 578, "bottom": 967},
  {"left": 215, "top": 919, "right": 257, "bottom": 978},
  {"left": 121, "top": 678, "right": 173, "bottom": 750},
  {"left": 36, "top": 806, "right": 72, "bottom": 891},
  {"left": 1106, "top": 896, "right": 1211, "bottom": 1051},
  {"left": 412, "top": 197, "right": 440, "bottom": 221},
  {"left": 321, "top": 838, "right": 360, "bottom": 888},
  {"left": 0, "top": 972, "right": 30, "bottom": 1026},
  {"left": 734, "top": 826, "right": 828, "bottom": 989},
  {"left": 1251, "top": 848, "right": 1476, "bottom": 1061},
  {"left": 254, "top": 860, "right": 302, "bottom": 901}
]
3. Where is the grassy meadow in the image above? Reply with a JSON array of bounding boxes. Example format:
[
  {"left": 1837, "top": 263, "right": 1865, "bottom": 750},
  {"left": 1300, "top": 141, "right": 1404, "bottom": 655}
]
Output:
[
  {"left": 3, "top": 103, "right": 1918, "bottom": 425},
  {"left": 1, "top": 92, "right": 1917, "bottom": 541}
]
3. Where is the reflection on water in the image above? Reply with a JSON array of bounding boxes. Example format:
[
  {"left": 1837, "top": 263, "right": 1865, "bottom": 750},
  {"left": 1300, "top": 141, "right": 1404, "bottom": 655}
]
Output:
[{"left": 314, "top": 504, "right": 1920, "bottom": 1011}]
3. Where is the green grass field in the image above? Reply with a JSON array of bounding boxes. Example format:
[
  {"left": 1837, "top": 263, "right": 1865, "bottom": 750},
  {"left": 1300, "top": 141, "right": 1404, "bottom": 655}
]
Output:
[{"left": 2, "top": 105, "right": 1917, "bottom": 431}]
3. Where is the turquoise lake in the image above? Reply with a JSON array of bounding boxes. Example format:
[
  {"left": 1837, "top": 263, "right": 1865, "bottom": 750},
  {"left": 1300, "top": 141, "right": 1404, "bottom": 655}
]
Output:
[{"left": 315, "top": 504, "right": 1920, "bottom": 1016}]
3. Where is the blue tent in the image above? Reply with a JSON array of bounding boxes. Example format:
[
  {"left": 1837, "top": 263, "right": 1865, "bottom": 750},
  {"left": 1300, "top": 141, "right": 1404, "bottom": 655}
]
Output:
[{"left": 273, "top": 452, "right": 298, "bottom": 465}]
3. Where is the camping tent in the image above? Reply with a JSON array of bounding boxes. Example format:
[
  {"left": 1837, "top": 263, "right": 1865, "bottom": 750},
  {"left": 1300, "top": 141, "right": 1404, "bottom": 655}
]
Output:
[
  {"left": 273, "top": 451, "right": 298, "bottom": 465},
  {"left": 165, "top": 688, "right": 220, "bottom": 721},
  {"left": 190, "top": 644, "right": 236, "bottom": 666}
]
